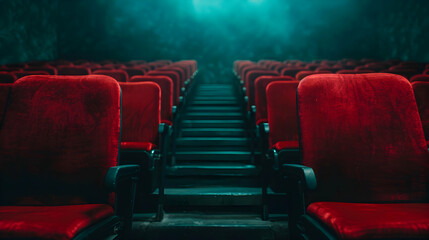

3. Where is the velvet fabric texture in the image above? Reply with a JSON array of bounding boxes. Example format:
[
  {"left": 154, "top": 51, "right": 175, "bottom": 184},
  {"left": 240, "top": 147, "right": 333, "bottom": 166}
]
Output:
[
  {"left": 266, "top": 81, "right": 300, "bottom": 149},
  {"left": 245, "top": 70, "right": 279, "bottom": 110},
  {"left": 0, "top": 204, "right": 113, "bottom": 240},
  {"left": 0, "top": 72, "right": 16, "bottom": 83},
  {"left": 130, "top": 76, "right": 173, "bottom": 125},
  {"left": 412, "top": 81, "right": 429, "bottom": 142},
  {"left": 254, "top": 76, "right": 295, "bottom": 125},
  {"left": 0, "top": 75, "right": 121, "bottom": 205},
  {"left": 298, "top": 73, "right": 429, "bottom": 203},
  {"left": 307, "top": 202, "right": 429, "bottom": 240},
  {"left": 147, "top": 71, "right": 180, "bottom": 105},
  {"left": 57, "top": 66, "right": 91, "bottom": 75},
  {"left": 93, "top": 69, "right": 129, "bottom": 82},
  {"left": 119, "top": 82, "right": 161, "bottom": 150}
]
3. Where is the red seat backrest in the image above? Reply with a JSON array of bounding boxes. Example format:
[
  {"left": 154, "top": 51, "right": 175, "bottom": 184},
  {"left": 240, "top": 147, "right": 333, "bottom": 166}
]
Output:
[
  {"left": 254, "top": 76, "right": 295, "bottom": 125},
  {"left": 119, "top": 82, "right": 160, "bottom": 148},
  {"left": 296, "top": 71, "right": 331, "bottom": 80},
  {"left": 147, "top": 71, "right": 180, "bottom": 105},
  {"left": 410, "top": 74, "right": 429, "bottom": 83},
  {"left": 130, "top": 76, "right": 173, "bottom": 125},
  {"left": 0, "top": 75, "right": 121, "bottom": 205},
  {"left": 13, "top": 71, "right": 50, "bottom": 79},
  {"left": 266, "top": 81, "right": 300, "bottom": 148},
  {"left": 298, "top": 73, "right": 429, "bottom": 203},
  {"left": 245, "top": 70, "right": 279, "bottom": 110},
  {"left": 25, "top": 66, "right": 57, "bottom": 75}
]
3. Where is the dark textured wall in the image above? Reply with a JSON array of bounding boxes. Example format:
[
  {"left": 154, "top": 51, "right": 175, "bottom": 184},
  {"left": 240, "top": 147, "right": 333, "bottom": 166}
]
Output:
[{"left": 0, "top": 0, "right": 58, "bottom": 65}]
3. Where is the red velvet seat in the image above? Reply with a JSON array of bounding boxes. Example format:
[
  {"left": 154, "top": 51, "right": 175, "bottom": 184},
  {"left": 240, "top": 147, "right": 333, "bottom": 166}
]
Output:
[
  {"left": 57, "top": 66, "right": 91, "bottom": 75},
  {"left": 383, "top": 68, "right": 419, "bottom": 79},
  {"left": 266, "top": 81, "right": 300, "bottom": 151},
  {"left": 412, "top": 81, "right": 429, "bottom": 144},
  {"left": 119, "top": 82, "right": 170, "bottom": 220},
  {"left": 0, "top": 72, "right": 16, "bottom": 83},
  {"left": 130, "top": 76, "right": 174, "bottom": 125},
  {"left": 0, "top": 75, "right": 138, "bottom": 239},
  {"left": 254, "top": 76, "right": 295, "bottom": 125},
  {"left": 158, "top": 67, "right": 186, "bottom": 87},
  {"left": 93, "top": 69, "right": 129, "bottom": 82},
  {"left": 286, "top": 73, "right": 429, "bottom": 239},
  {"left": 147, "top": 70, "right": 181, "bottom": 105},
  {"left": 240, "top": 65, "right": 264, "bottom": 82},
  {"left": 245, "top": 70, "right": 279, "bottom": 110}
]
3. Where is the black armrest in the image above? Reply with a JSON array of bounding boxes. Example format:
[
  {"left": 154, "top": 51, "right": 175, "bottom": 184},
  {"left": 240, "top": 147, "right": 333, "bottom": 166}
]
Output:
[
  {"left": 104, "top": 164, "right": 140, "bottom": 238},
  {"left": 281, "top": 164, "right": 317, "bottom": 190},
  {"left": 263, "top": 122, "right": 269, "bottom": 135},
  {"left": 105, "top": 165, "right": 140, "bottom": 192}
]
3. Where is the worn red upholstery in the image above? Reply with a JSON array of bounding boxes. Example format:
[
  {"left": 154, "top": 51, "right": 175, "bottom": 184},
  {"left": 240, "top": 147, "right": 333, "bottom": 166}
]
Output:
[
  {"left": 0, "top": 72, "right": 16, "bottom": 83},
  {"left": 119, "top": 82, "right": 160, "bottom": 150},
  {"left": 13, "top": 71, "right": 50, "bottom": 79},
  {"left": 0, "top": 75, "right": 121, "bottom": 239},
  {"left": 254, "top": 76, "right": 295, "bottom": 125},
  {"left": 0, "top": 75, "right": 121, "bottom": 205},
  {"left": 130, "top": 76, "right": 173, "bottom": 125},
  {"left": 412, "top": 81, "right": 429, "bottom": 143},
  {"left": 410, "top": 74, "right": 429, "bottom": 83},
  {"left": 266, "top": 81, "right": 300, "bottom": 149},
  {"left": 93, "top": 69, "right": 129, "bottom": 82},
  {"left": 245, "top": 70, "right": 279, "bottom": 110},
  {"left": 0, "top": 205, "right": 113, "bottom": 240},
  {"left": 307, "top": 202, "right": 429, "bottom": 240},
  {"left": 298, "top": 73, "right": 428, "bottom": 202},
  {"left": 57, "top": 66, "right": 91, "bottom": 75},
  {"left": 298, "top": 73, "right": 429, "bottom": 239},
  {"left": 147, "top": 71, "right": 180, "bottom": 105}
]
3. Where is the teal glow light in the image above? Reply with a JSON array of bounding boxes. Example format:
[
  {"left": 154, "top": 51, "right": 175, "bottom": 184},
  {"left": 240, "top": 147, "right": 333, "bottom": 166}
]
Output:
[{"left": 193, "top": 0, "right": 223, "bottom": 14}]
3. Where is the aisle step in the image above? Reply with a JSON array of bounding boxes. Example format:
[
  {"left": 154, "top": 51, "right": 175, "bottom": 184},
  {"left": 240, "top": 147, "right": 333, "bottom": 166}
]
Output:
[
  {"left": 181, "top": 128, "right": 247, "bottom": 137},
  {"left": 168, "top": 163, "right": 259, "bottom": 176},
  {"left": 181, "top": 120, "right": 246, "bottom": 128},
  {"left": 175, "top": 151, "right": 252, "bottom": 162},
  {"left": 184, "top": 112, "right": 243, "bottom": 120}
]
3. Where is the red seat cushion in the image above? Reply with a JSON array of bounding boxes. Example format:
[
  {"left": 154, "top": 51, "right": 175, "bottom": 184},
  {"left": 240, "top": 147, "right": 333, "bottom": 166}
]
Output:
[
  {"left": 272, "top": 140, "right": 299, "bottom": 150},
  {"left": 307, "top": 202, "right": 429, "bottom": 240},
  {"left": 121, "top": 142, "right": 157, "bottom": 151},
  {"left": 0, "top": 204, "right": 113, "bottom": 240}
]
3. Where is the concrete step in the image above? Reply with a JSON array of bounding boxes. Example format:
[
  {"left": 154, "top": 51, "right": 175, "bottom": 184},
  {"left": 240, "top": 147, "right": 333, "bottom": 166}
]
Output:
[
  {"left": 181, "top": 120, "right": 246, "bottom": 128},
  {"left": 181, "top": 128, "right": 248, "bottom": 137}
]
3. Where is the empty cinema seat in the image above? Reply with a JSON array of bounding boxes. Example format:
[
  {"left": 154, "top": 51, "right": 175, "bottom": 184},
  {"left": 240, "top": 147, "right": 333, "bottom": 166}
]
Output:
[
  {"left": 147, "top": 70, "right": 181, "bottom": 105},
  {"left": 119, "top": 82, "right": 171, "bottom": 221},
  {"left": 93, "top": 69, "right": 129, "bottom": 82},
  {"left": 0, "top": 72, "right": 16, "bottom": 83},
  {"left": 245, "top": 70, "right": 279, "bottom": 111},
  {"left": 25, "top": 66, "right": 57, "bottom": 75},
  {"left": 130, "top": 76, "right": 174, "bottom": 125},
  {"left": 0, "top": 75, "right": 139, "bottom": 239},
  {"left": 296, "top": 70, "right": 331, "bottom": 80},
  {"left": 57, "top": 66, "right": 91, "bottom": 75},
  {"left": 122, "top": 67, "right": 146, "bottom": 78},
  {"left": 285, "top": 73, "right": 429, "bottom": 239},
  {"left": 412, "top": 81, "right": 429, "bottom": 146}
]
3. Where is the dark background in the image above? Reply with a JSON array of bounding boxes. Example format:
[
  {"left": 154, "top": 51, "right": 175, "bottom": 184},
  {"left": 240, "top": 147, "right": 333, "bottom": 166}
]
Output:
[{"left": 1, "top": 0, "right": 428, "bottom": 82}]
